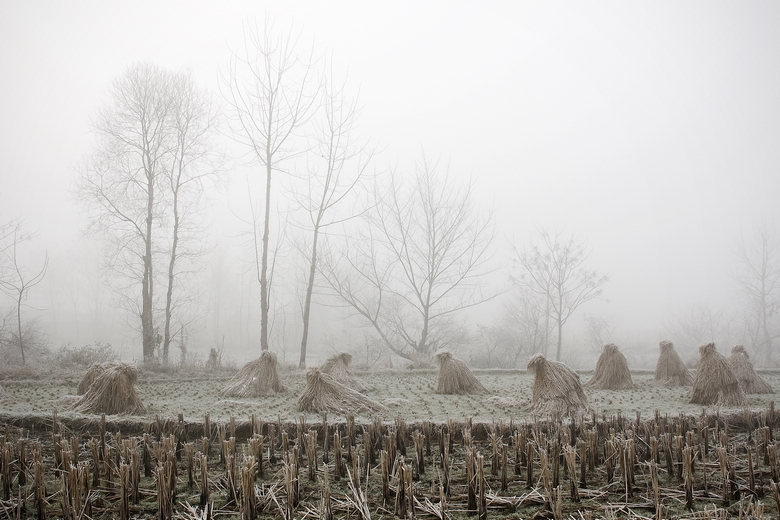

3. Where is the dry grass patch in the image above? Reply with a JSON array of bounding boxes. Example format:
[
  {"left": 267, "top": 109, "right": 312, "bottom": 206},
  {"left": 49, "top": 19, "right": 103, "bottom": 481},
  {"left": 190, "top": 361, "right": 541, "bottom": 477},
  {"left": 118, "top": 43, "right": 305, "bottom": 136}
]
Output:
[
  {"left": 320, "top": 352, "right": 368, "bottom": 391},
  {"left": 221, "top": 351, "right": 285, "bottom": 398},
  {"left": 527, "top": 353, "right": 587, "bottom": 417},
  {"left": 77, "top": 362, "right": 120, "bottom": 395},
  {"left": 435, "top": 349, "right": 486, "bottom": 395},
  {"left": 72, "top": 363, "right": 145, "bottom": 415},
  {"left": 586, "top": 343, "right": 633, "bottom": 390},
  {"left": 298, "top": 369, "right": 387, "bottom": 414},
  {"left": 690, "top": 343, "right": 745, "bottom": 406},
  {"left": 728, "top": 345, "right": 773, "bottom": 394},
  {"left": 655, "top": 340, "right": 693, "bottom": 386}
]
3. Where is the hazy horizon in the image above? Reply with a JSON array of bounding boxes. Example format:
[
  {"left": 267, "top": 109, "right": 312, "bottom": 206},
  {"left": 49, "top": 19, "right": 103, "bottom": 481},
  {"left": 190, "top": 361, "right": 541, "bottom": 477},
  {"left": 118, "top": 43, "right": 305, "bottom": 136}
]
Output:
[{"left": 2, "top": 1, "right": 779, "bottom": 368}]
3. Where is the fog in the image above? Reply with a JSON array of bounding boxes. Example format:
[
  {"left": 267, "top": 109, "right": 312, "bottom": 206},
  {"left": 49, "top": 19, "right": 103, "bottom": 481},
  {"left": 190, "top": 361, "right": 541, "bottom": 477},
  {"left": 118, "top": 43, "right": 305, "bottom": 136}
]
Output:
[{"left": 1, "top": 1, "right": 779, "bottom": 368}]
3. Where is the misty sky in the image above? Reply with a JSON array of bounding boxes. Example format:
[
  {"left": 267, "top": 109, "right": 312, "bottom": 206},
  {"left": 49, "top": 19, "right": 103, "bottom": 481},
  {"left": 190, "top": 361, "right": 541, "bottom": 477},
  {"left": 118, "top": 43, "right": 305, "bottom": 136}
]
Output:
[{"left": 1, "top": 1, "right": 779, "bottom": 364}]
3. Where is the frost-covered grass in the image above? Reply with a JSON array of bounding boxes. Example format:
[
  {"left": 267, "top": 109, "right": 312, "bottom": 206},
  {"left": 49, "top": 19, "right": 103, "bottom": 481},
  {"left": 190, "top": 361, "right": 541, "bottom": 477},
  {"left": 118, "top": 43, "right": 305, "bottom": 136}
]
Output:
[{"left": 2, "top": 369, "right": 779, "bottom": 424}]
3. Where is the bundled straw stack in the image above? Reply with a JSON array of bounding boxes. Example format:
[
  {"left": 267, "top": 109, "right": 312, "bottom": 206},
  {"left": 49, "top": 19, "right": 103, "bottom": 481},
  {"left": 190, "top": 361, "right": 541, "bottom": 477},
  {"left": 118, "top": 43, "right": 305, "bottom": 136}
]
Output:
[
  {"left": 221, "top": 351, "right": 285, "bottom": 398},
  {"left": 434, "top": 349, "right": 486, "bottom": 394},
  {"left": 73, "top": 363, "right": 145, "bottom": 415},
  {"left": 527, "top": 353, "right": 587, "bottom": 417},
  {"left": 586, "top": 343, "right": 633, "bottom": 390},
  {"left": 728, "top": 345, "right": 773, "bottom": 394},
  {"left": 78, "top": 361, "right": 120, "bottom": 395},
  {"left": 654, "top": 340, "right": 693, "bottom": 386},
  {"left": 298, "top": 369, "right": 387, "bottom": 414},
  {"left": 690, "top": 343, "right": 745, "bottom": 406},
  {"left": 320, "top": 352, "right": 368, "bottom": 391}
]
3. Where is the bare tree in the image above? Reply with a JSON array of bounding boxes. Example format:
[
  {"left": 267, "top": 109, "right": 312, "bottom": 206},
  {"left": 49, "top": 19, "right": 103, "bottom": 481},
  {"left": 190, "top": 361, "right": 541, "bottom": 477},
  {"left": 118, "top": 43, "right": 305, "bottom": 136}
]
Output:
[
  {"left": 293, "top": 74, "right": 371, "bottom": 368},
  {"left": 225, "top": 20, "right": 318, "bottom": 352},
  {"left": 80, "top": 63, "right": 172, "bottom": 361},
  {"left": 320, "top": 158, "right": 493, "bottom": 362},
  {"left": 665, "top": 305, "right": 737, "bottom": 364},
  {"left": 505, "top": 288, "right": 550, "bottom": 363},
  {"left": 515, "top": 231, "right": 606, "bottom": 361},
  {"left": 584, "top": 314, "right": 615, "bottom": 355},
  {"left": 0, "top": 223, "right": 47, "bottom": 365},
  {"left": 80, "top": 63, "right": 217, "bottom": 363},
  {"left": 161, "top": 73, "right": 219, "bottom": 362},
  {"left": 477, "top": 286, "right": 551, "bottom": 368},
  {"left": 738, "top": 226, "right": 780, "bottom": 364}
]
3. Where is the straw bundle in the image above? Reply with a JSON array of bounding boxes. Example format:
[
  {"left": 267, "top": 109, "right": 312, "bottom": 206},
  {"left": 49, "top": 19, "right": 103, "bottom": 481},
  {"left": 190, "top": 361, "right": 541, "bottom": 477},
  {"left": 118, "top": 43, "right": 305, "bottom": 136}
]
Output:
[
  {"left": 72, "top": 363, "right": 145, "bottom": 415},
  {"left": 221, "top": 351, "right": 285, "bottom": 398},
  {"left": 434, "top": 349, "right": 486, "bottom": 394},
  {"left": 527, "top": 353, "right": 587, "bottom": 417},
  {"left": 78, "top": 362, "right": 120, "bottom": 395},
  {"left": 320, "top": 352, "right": 368, "bottom": 392},
  {"left": 297, "top": 368, "right": 387, "bottom": 414},
  {"left": 728, "top": 345, "right": 773, "bottom": 394},
  {"left": 654, "top": 341, "right": 693, "bottom": 386},
  {"left": 586, "top": 343, "right": 633, "bottom": 390},
  {"left": 689, "top": 343, "right": 745, "bottom": 406}
]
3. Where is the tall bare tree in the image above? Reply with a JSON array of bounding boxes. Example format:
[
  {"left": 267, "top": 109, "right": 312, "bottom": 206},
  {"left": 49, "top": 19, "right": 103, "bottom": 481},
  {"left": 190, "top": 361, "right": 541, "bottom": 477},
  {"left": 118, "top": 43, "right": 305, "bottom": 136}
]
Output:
[
  {"left": 515, "top": 231, "right": 606, "bottom": 361},
  {"left": 738, "top": 226, "right": 780, "bottom": 364},
  {"left": 320, "top": 158, "right": 493, "bottom": 361},
  {"left": 80, "top": 63, "right": 171, "bottom": 361},
  {"left": 225, "top": 21, "right": 318, "bottom": 352},
  {"left": 80, "top": 63, "right": 216, "bottom": 363},
  {"left": 0, "top": 223, "right": 47, "bottom": 365},
  {"left": 162, "top": 74, "right": 219, "bottom": 362},
  {"left": 294, "top": 75, "right": 370, "bottom": 368}
]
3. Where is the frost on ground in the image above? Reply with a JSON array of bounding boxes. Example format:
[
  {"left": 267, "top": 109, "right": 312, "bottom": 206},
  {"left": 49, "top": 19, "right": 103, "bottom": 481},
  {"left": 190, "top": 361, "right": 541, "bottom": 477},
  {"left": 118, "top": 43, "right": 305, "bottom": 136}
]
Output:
[{"left": 1, "top": 371, "right": 778, "bottom": 424}]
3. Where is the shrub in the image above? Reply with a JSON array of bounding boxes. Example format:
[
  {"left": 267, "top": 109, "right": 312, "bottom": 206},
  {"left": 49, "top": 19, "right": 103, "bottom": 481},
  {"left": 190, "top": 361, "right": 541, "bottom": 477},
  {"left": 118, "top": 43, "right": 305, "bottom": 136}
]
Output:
[{"left": 53, "top": 342, "right": 117, "bottom": 369}]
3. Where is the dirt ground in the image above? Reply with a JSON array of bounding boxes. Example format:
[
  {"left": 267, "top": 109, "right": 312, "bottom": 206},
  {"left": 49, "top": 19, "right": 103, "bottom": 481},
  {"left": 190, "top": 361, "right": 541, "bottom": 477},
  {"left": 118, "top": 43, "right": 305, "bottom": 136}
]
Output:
[{"left": 1, "top": 368, "right": 778, "bottom": 425}]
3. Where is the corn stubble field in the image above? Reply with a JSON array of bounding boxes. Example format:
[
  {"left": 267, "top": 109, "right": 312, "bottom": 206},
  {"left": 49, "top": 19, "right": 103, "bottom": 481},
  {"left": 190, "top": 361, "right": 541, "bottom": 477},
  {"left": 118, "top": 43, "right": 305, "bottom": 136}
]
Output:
[{"left": 1, "top": 370, "right": 780, "bottom": 519}]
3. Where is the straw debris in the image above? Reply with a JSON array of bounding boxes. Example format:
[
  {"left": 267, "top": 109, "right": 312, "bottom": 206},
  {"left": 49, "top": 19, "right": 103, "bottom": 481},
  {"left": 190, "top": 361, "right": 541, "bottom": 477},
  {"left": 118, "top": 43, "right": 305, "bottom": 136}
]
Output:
[
  {"left": 221, "top": 351, "right": 285, "bottom": 398},
  {"left": 690, "top": 343, "right": 745, "bottom": 406},
  {"left": 72, "top": 363, "right": 145, "bottom": 415},
  {"left": 586, "top": 343, "right": 633, "bottom": 390},
  {"left": 78, "top": 362, "right": 120, "bottom": 395},
  {"left": 434, "top": 349, "right": 486, "bottom": 394},
  {"left": 654, "top": 341, "right": 693, "bottom": 386},
  {"left": 320, "top": 352, "right": 368, "bottom": 392},
  {"left": 298, "top": 369, "right": 387, "bottom": 414},
  {"left": 728, "top": 345, "right": 773, "bottom": 394},
  {"left": 527, "top": 353, "right": 587, "bottom": 417}
]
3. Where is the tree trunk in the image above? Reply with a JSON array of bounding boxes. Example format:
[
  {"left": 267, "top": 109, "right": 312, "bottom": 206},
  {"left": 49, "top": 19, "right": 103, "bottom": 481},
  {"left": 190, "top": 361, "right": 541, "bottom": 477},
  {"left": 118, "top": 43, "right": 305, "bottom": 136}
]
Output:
[
  {"left": 555, "top": 320, "right": 563, "bottom": 362},
  {"left": 16, "top": 293, "right": 24, "bottom": 365},
  {"left": 299, "top": 225, "right": 320, "bottom": 368},
  {"left": 418, "top": 309, "right": 430, "bottom": 358},
  {"left": 260, "top": 157, "right": 272, "bottom": 352},
  {"left": 142, "top": 169, "right": 155, "bottom": 362},
  {"left": 543, "top": 300, "right": 551, "bottom": 357},
  {"left": 163, "top": 185, "right": 181, "bottom": 365},
  {"left": 763, "top": 313, "right": 773, "bottom": 365}
]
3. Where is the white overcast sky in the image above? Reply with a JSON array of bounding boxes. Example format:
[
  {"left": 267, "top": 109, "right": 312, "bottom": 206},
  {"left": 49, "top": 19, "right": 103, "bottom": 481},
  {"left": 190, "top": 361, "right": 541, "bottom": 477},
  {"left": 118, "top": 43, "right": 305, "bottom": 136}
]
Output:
[{"left": 1, "top": 1, "right": 779, "bottom": 356}]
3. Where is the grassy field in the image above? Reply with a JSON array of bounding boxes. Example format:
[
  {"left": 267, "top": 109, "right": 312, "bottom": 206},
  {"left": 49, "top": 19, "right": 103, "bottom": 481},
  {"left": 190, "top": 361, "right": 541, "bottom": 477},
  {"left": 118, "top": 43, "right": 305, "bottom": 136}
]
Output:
[
  {"left": 2, "top": 368, "right": 779, "bottom": 425},
  {"left": 1, "top": 368, "right": 779, "bottom": 519}
]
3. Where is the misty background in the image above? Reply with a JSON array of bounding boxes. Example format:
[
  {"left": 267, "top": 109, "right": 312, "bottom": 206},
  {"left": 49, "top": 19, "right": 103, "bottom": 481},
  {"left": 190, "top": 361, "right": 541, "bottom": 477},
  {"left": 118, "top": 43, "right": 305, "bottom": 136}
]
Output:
[{"left": 1, "top": 1, "right": 779, "bottom": 370}]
